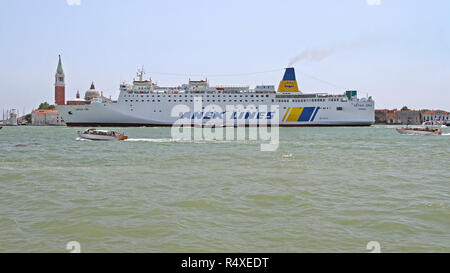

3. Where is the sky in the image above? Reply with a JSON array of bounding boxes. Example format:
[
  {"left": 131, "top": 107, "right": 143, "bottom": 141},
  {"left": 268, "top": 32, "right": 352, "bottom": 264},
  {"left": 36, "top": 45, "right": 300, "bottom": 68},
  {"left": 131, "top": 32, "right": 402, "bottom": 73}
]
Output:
[{"left": 0, "top": 0, "right": 449, "bottom": 115}]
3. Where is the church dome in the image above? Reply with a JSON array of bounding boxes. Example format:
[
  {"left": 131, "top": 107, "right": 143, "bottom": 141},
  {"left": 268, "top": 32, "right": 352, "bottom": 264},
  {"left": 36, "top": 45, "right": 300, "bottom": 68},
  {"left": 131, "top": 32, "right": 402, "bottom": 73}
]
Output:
[{"left": 84, "top": 82, "right": 100, "bottom": 100}]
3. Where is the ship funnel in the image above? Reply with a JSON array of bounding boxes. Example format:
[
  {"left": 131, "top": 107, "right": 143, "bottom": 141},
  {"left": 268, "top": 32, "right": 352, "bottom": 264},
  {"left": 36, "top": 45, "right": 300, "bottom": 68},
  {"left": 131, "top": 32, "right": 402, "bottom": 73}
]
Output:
[{"left": 277, "top": 67, "right": 300, "bottom": 93}]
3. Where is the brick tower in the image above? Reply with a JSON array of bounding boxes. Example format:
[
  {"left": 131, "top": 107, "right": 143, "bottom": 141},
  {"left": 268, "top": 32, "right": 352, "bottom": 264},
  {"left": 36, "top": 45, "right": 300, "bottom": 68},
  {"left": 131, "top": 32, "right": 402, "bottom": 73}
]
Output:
[{"left": 55, "top": 55, "right": 65, "bottom": 105}]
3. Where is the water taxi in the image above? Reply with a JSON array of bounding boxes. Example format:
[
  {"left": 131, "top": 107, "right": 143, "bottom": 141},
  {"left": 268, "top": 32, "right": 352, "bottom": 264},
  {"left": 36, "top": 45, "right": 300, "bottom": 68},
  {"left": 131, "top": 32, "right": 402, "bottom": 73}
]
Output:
[
  {"left": 396, "top": 126, "right": 442, "bottom": 136},
  {"left": 77, "top": 128, "right": 128, "bottom": 141}
]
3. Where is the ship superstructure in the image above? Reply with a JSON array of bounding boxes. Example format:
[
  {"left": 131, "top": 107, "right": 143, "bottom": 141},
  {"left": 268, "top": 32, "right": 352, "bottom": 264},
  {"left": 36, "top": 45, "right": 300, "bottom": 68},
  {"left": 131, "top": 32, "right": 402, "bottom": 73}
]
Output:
[{"left": 57, "top": 67, "right": 375, "bottom": 127}]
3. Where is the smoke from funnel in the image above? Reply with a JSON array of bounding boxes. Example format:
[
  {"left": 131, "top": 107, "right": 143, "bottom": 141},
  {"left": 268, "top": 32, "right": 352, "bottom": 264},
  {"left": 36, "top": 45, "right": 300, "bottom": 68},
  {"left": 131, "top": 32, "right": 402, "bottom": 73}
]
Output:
[
  {"left": 288, "top": 42, "right": 362, "bottom": 67},
  {"left": 288, "top": 48, "right": 335, "bottom": 67}
]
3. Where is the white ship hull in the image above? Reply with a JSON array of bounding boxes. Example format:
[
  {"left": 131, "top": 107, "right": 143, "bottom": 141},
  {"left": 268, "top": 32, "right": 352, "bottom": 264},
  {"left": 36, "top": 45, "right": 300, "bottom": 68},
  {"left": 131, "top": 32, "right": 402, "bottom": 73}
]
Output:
[
  {"left": 56, "top": 67, "right": 375, "bottom": 127},
  {"left": 57, "top": 97, "right": 374, "bottom": 127}
]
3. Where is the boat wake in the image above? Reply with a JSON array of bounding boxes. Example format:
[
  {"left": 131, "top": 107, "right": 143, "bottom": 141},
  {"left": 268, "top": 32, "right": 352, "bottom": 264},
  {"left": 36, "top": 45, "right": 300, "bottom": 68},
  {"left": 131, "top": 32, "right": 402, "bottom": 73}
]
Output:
[
  {"left": 124, "top": 138, "right": 259, "bottom": 144},
  {"left": 124, "top": 138, "right": 181, "bottom": 143},
  {"left": 76, "top": 137, "right": 93, "bottom": 141}
]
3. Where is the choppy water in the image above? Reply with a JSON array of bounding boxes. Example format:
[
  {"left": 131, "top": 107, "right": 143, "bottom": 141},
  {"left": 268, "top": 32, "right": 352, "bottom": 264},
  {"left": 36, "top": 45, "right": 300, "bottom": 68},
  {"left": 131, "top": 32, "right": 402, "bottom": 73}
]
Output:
[{"left": 0, "top": 125, "right": 449, "bottom": 252}]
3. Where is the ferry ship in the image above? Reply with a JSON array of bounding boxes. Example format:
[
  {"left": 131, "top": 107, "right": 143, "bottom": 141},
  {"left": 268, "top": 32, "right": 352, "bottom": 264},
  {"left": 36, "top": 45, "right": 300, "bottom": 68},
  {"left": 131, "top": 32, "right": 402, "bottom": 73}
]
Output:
[{"left": 56, "top": 67, "right": 375, "bottom": 127}]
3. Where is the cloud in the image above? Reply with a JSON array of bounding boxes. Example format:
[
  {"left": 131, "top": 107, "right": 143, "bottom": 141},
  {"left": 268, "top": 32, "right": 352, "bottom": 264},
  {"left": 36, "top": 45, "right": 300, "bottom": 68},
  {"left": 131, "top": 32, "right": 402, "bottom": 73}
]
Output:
[
  {"left": 366, "top": 0, "right": 381, "bottom": 5},
  {"left": 66, "top": 0, "right": 81, "bottom": 6}
]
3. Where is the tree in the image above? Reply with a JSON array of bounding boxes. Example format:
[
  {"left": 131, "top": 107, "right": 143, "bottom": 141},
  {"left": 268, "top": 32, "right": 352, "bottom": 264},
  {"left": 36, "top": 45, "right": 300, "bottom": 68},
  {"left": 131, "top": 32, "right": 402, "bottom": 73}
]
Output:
[
  {"left": 401, "top": 106, "right": 409, "bottom": 111},
  {"left": 38, "top": 102, "right": 55, "bottom": 110},
  {"left": 24, "top": 113, "right": 32, "bottom": 124}
]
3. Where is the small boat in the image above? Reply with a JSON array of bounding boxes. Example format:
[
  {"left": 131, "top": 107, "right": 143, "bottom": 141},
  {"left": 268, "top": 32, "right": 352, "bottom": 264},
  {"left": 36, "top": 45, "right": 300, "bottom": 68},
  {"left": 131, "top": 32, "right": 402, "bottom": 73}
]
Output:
[
  {"left": 77, "top": 128, "right": 128, "bottom": 141},
  {"left": 0, "top": 126, "right": 2, "bottom": 130},
  {"left": 396, "top": 126, "right": 442, "bottom": 136}
]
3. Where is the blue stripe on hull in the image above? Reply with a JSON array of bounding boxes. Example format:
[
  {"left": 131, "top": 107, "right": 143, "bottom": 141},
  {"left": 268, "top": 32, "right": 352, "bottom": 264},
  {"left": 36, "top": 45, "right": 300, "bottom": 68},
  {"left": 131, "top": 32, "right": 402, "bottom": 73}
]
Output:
[
  {"left": 298, "top": 107, "right": 315, "bottom": 122},
  {"left": 310, "top": 107, "right": 320, "bottom": 122}
]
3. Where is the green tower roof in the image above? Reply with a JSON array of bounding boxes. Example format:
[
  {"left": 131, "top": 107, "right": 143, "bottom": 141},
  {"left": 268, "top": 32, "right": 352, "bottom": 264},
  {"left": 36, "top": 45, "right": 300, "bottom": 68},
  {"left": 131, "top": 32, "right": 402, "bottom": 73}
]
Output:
[{"left": 57, "top": 55, "right": 63, "bottom": 73}]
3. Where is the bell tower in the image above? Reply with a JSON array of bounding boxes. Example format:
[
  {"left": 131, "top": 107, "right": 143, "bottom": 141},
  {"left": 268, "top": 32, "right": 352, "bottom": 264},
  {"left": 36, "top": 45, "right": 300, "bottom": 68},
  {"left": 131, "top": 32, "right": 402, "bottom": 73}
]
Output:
[{"left": 55, "top": 55, "right": 65, "bottom": 105}]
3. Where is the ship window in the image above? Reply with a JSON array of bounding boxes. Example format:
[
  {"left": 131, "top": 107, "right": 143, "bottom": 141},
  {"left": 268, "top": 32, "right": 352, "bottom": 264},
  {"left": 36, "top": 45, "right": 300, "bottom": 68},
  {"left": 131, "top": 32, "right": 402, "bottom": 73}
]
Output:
[
  {"left": 152, "top": 100, "right": 155, "bottom": 102},
  {"left": 125, "top": 100, "right": 128, "bottom": 102},
  {"left": 168, "top": 100, "right": 171, "bottom": 102},
  {"left": 337, "top": 107, "right": 343, "bottom": 111},
  {"left": 147, "top": 100, "right": 150, "bottom": 102},
  {"left": 158, "top": 100, "right": 160, "bottom": 102}
]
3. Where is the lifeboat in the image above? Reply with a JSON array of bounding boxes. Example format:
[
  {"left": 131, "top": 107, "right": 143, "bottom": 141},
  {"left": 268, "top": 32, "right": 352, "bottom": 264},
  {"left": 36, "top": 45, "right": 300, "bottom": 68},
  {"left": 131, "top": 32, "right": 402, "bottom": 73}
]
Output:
[{"left": 77, "top": 128, "right": 128, "bottom": 141}]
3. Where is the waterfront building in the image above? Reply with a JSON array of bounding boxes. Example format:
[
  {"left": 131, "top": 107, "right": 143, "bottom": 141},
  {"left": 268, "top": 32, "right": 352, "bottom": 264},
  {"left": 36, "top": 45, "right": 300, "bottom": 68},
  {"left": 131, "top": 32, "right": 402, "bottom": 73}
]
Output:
[
  {"left": 31, "top": 109, "right": 65, "bottom": 126},
  {"left": 84, "top": 82, "right": 101, "bottom": 101},
  {"left": 375, "top": 109, "right": 397, "bottom": 124},
  {"left": 421, "top": 110, "right": 449, "bottom": 124},
  {"left": 67, "top": 90, "right": 90, "bottom": 105},
  {"left": 395, "top": 110, "right": 422, "bottom": 125}
]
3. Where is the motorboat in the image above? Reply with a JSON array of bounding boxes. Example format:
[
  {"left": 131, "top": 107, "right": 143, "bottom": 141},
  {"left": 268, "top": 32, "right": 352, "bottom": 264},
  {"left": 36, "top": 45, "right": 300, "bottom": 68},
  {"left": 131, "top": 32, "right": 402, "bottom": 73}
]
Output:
[
  {"left": 396, "top": 126, "right": 442, "bottom": 136},
  {"left": 77, "top": 128, "right": 128, "bottom": 141}
]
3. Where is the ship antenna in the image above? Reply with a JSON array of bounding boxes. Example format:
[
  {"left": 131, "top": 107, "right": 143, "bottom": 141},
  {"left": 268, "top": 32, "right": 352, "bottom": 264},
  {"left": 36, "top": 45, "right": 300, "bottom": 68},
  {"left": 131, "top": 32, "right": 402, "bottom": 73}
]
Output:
[{"left": 137, "top": 65, "right": 145, "bottom": 81}]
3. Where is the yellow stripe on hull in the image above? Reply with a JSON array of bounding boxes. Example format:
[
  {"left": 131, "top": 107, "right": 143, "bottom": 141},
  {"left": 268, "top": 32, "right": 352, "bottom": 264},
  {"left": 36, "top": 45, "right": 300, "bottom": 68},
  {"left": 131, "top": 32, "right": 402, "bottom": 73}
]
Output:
[
  {"left": 282, "top": 107, "right": 291, "bottom": 122},
  {"left": 286, "top": 107, "right": 304, "bottom": 122}
]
